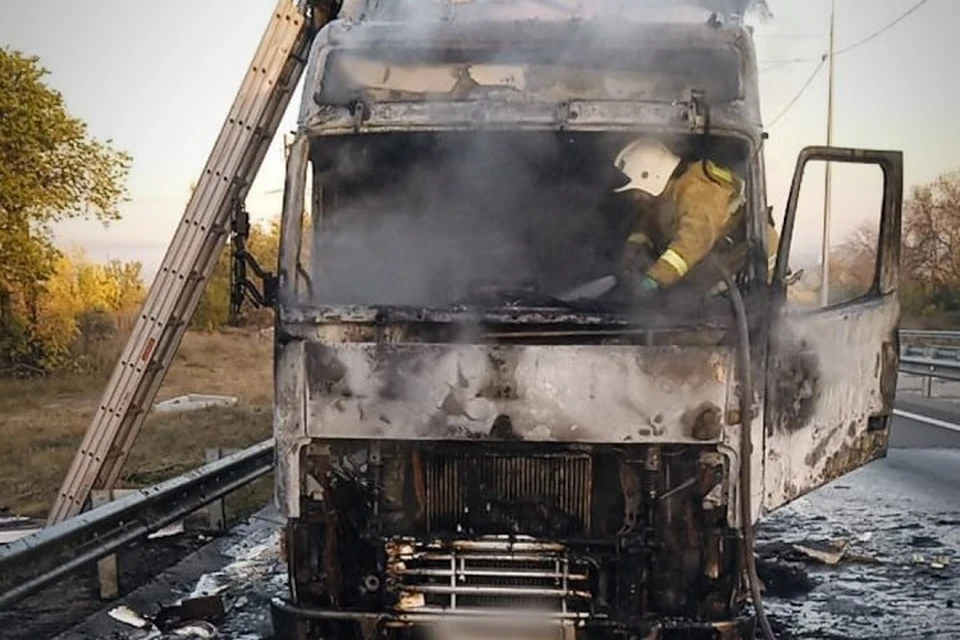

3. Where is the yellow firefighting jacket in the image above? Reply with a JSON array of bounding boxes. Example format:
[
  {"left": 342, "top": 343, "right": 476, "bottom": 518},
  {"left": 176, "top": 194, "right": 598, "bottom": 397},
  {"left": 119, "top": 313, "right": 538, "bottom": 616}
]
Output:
[{"left": 623, "top": 159, "right": 777, "bottom": 287}]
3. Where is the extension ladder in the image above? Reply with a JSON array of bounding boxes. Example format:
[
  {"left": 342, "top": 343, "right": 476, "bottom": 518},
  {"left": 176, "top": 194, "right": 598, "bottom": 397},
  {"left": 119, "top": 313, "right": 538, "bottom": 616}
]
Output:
[{"left": 48, "top": 0, "right": 333, "bottom": 524}]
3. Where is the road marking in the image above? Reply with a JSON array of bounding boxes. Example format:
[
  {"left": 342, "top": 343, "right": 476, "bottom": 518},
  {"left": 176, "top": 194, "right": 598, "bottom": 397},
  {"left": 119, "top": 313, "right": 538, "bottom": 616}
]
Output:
[{"left": 893, "top": 409, "right": 960, "bottom": 434}]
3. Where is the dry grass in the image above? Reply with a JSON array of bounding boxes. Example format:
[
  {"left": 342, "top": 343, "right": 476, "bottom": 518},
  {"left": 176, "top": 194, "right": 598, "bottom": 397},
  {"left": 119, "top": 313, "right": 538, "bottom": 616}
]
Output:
[{"left": 0, "top": 328, "right": 274, "bottom": 519}]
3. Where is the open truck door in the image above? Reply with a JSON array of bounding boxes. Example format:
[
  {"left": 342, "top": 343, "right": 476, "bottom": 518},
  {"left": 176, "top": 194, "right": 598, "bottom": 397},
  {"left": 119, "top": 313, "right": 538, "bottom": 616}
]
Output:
[{"left": 764, "top": 146, "right": 903, "bottom": 512}]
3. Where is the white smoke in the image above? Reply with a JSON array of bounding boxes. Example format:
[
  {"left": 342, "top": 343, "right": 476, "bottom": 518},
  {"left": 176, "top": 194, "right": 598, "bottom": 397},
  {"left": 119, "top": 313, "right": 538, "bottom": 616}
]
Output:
[
  {"left": 309, "top": 131, "right": 624, "bottom": 306},
  {"left": 301, "top": 0, "right": 771, "bottom": 311}
]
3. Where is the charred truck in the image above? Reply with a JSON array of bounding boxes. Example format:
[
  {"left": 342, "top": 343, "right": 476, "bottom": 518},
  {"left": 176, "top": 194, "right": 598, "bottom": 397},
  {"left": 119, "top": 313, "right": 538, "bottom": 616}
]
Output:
[{"left": 269, "top": 1, "right": 904, "bottom": 638}]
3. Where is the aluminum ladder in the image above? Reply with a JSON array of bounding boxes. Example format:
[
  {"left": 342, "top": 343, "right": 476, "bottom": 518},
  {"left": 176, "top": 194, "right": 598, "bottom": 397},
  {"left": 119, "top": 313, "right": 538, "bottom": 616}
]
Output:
[{"left": 48, "top": 0, "right": 335, "bottom": 524}]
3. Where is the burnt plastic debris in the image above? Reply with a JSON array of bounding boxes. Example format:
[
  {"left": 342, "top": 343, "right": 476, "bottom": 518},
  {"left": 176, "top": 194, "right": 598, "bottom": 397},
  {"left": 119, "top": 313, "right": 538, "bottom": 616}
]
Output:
[{"left": 154, "top": 595, "right": 225, "bottom": 633}]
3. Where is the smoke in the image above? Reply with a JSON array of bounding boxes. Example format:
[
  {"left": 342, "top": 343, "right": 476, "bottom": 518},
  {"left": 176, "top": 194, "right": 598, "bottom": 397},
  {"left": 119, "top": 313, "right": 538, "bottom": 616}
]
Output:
[
  {"left": 304, "top": 0, "right": 762, "bottom": 313},
  {"left": 310, "top": 131, "right": 625, "bottom": 306}
]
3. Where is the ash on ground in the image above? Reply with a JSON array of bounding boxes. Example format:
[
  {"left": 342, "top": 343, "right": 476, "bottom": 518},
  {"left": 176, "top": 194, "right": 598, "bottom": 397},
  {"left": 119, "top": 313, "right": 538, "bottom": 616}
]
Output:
[{"left": 755, "top": 449, "right": 960, "bottom": 639}]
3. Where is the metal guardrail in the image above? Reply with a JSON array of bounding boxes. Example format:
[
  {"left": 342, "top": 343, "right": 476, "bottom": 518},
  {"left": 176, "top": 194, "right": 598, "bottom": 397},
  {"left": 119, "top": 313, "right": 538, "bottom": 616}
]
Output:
[
  {"left": 898, "top": 330, "right": 960, "bottom": 394},
  {"left": 0, "top": 439, "right": 273, "bottom": 610},
  {"left": 899, "top": 330, "right": 960, "bottom": 382},
  {"left": 899, "top": 354, "right": 960, "bottom": 382},
  {"left": 900, "top": 329, "right": 960, "bottom": 341}
]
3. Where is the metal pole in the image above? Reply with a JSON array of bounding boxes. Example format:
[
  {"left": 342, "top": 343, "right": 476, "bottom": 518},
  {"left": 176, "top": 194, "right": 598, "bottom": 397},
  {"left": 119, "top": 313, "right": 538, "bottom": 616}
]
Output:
[{"left": 821, "top": 0, "right": 836, "bottom": 307}]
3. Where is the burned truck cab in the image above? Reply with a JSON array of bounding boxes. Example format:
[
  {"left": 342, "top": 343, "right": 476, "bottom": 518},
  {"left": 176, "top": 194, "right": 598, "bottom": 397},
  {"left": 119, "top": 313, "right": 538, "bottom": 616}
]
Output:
[{"left": 271, "top": 6, "right": 903, "bottom": 640}]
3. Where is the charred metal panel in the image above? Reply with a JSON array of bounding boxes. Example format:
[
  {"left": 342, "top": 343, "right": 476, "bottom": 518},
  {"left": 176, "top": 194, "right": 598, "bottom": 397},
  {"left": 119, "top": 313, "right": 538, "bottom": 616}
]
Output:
[
  {"left": 300, "top": 342, "right": 734, "bottom": 443},
  {"left": 275, "top": 338, "right": 309, "bottom": 518},
  {"left": 320, "top": 53, "right": 741, "bottom": 105},
  {"left": 280, "top": 304, "right": 736, "bottom": 331},
  {"left": 298, "top": 19, "right": 763, "bottom": 139},
  {"left": 763, "top": 295, "right": 899, "bottom": 511},
  {"left": 362, "top": 0, "right": 770, "bottom": 23},
  {"left": 302, "top": 100, "right": 759, "bottom": 144},
  {"left": 422, "top": 452, "right": 593, "bottom": 534}
]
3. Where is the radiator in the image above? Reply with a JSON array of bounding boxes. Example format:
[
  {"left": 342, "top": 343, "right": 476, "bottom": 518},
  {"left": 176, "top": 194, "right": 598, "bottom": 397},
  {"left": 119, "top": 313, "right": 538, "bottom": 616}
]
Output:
[{"left": 423, "top": 453, "right": 593, "bottom": 536}]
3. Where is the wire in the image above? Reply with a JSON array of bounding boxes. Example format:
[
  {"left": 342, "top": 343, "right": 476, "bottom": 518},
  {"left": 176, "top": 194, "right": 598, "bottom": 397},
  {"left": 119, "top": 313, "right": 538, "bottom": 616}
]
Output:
[
  {"left": 759, "top": 58, "right": 814, "bottom": 74},
  {"left": 836, "top": 0, "right": 931, "bottom": 55},
  {"left": 757, "top": 0, "right": 933, "bottom": 71},
  {"left": 709, "top": 256, "right": 778, "bottom": 640},
  {"left": 766, "top": 55, "right": 828, "bottom": 128},
  {"left": 755, "top": 33, "right": 827, "bottom": 39}
]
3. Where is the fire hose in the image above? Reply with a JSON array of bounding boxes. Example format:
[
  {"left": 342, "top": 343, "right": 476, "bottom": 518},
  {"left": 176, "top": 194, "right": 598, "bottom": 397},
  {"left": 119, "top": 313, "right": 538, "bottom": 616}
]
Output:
[
  {"left": 551, "top": 263, "right": 779, "bottom": 639},
  {"left": 711, "top": 256, "right": 778, "bottom": 640}
]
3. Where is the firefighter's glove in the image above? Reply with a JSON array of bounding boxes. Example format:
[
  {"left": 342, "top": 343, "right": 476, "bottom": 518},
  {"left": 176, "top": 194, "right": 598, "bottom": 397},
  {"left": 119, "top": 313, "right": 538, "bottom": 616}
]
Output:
[
  {"left": 636, "top": 276, "right": 660, "bottom": 294},
  {"left": 622, "top": 273, "right": 659, "bottom": 299}
]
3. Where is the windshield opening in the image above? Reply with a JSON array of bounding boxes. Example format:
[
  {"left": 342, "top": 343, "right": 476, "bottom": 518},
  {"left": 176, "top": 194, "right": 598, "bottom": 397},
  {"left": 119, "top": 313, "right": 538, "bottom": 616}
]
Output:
[{"left": 291, "top": 130, "right": 755, "bottom": 312}]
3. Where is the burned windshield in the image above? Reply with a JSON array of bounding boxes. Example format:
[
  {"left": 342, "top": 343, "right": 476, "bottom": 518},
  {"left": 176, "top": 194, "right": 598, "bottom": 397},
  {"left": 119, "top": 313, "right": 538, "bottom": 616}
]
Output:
[{"left": 298, "top": 131, "right": 753, "bottom": 309}]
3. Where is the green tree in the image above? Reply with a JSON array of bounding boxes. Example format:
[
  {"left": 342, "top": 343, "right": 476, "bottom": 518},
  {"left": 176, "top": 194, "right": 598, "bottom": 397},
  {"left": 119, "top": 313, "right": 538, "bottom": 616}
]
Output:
[{"left": 0, "top": 47, "right": 132, "bottom": 367}]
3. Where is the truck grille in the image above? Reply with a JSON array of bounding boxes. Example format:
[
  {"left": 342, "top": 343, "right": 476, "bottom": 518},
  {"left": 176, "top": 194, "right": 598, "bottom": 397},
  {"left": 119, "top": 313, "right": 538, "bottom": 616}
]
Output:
[
  {"left": 423, "top": 453, "right": 592, "bottom": 536},
  {"left": 386, "top": 536, "right": 594, "bottom": 619}
]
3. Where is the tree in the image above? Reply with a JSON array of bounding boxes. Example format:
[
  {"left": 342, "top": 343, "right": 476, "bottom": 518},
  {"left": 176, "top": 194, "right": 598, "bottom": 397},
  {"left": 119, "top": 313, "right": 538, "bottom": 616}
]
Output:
[
  {"left": 104, "top": 260, "right": 147, "bottom": 321},
  {"left": 26, "top": 249, "right": 145, "bottom": 371},
  {"left": 829, "top": 170, "right": 960, "bottom": 320},
  {"left": 902, "top": 171, "right": 960, "bottom": 288},
  {"left": 0, "top": 48, "right": 132, "bottom": 367},
  {"left": 829, "top": 222, "right": 878, "bottom": 302},
  {"left": 898, "top": 170, "right": 960, "bottom": 317}
]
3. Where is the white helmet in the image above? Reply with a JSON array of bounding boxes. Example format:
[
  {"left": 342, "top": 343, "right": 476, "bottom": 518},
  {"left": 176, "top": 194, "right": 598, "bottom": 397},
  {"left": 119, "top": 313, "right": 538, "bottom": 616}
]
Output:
[{"left": 612, "top": 138, "right": 682, "bottom": 197}]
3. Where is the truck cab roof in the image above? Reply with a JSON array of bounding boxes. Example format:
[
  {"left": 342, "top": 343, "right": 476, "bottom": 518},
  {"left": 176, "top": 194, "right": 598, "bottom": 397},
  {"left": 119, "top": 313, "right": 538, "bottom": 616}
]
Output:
[{"left": 300, "top": 16, "right": 762, "bottom": 141}]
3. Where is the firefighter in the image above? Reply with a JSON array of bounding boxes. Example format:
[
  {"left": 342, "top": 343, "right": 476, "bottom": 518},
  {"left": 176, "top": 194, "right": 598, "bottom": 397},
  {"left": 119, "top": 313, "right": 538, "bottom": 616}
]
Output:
[{"left": 610, "top": 137, "right": 777, "bottom": 296}]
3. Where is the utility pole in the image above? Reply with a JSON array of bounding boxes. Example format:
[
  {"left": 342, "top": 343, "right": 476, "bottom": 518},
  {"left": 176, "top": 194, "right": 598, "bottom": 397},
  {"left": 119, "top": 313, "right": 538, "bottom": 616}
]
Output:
[{"left": 821, "top": 0, "right": 837, "bottom": 307}]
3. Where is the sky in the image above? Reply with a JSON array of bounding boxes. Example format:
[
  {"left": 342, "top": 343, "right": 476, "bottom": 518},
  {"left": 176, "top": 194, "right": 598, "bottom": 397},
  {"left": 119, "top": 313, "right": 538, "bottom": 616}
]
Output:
[{"left": 1, "top": 0, "right": 958, "bottom": 280}]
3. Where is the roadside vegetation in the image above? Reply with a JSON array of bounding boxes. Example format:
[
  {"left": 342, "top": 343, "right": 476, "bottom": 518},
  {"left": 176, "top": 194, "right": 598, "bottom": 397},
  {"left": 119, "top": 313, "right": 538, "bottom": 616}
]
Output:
[
  {"left": 827, "top": 169, "right": 960, "bottom": 327},
  {"left": 0, "top": 47, "right": 279, "bottom": 520},
  {"left": 0, "top": 329, "right": 274, "bottom": 518}
]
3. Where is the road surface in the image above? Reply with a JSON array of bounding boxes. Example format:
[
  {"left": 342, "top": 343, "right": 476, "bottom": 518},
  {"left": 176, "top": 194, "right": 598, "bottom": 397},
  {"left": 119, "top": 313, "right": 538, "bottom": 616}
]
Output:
[
  {"left": 757, "top": 447, "right": 960, "bottom": 639},
  {"left": 754, "top": 382, "right": 960, "bottom": 638},
  {"left": 893, "top": 399, "right": 960, "bottom": 449}
]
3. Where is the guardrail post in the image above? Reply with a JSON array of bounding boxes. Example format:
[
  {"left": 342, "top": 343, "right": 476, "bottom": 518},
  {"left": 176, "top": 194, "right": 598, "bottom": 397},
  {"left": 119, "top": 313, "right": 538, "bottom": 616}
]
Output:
[
  {"left": 204, "top": 448, "right": 239, "bottom": 531},
  {"left": 923, "top": 375, "right": 933, "bottom": 398},
  {"left": 91, "top": 490, "right": 120, "bottom": 600}
]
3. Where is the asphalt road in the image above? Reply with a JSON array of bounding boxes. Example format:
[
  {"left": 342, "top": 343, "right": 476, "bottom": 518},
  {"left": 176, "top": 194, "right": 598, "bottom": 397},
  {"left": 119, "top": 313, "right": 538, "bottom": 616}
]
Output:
[
  {"left": 892, "top": 397, "right": 960, "bottom": 449},
  {"left": 758, "top": 394, "right": 960, "bottom": 639}
]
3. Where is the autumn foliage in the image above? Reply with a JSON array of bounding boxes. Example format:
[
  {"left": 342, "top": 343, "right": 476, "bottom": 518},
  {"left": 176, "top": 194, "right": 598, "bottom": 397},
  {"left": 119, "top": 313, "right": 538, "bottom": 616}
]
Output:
[
  {"left": 828, "top": 169, "right": 960, "bottom": 322},
  {"left": 28, "top": 251, "right": 146, "bottom": 371},
  {"left": 1, "top": 48, "right": 136, "bottom": 373}
]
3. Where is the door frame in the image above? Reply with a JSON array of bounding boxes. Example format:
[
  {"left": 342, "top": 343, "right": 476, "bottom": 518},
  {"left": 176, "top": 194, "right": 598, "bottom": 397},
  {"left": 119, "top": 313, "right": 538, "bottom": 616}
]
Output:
[{"left": 771, "top": 146, "right": 903, "bottom": 306}]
